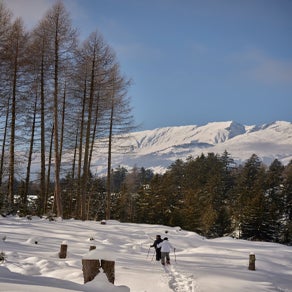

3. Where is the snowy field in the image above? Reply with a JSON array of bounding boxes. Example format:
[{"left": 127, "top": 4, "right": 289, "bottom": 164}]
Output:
[{"left": 0, "top": 216, "right": 291, "bottom": 292}]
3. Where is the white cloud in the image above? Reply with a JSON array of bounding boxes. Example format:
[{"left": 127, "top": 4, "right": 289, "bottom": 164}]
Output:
[
  {"left": 3, "top": 0, "right": 53, "bottom": 28},
  {"left": 251, "top": 57, "right": 292, "bottom": 85},
  {"left": 231, "top": 49, "right": 292, "bottom": 85},
  {"left": 3, "top": 0, "right": 84, "bottom": 31},
  {"left": 115, "top": 42, "right": 162, "bottom": 61}
]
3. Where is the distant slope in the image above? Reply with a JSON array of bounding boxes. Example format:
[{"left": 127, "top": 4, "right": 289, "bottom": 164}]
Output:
[{"left": 89, "top": 120, "right": 292, "bottom": 175}]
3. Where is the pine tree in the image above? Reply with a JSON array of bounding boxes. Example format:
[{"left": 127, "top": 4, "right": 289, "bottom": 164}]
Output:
[
  {"left": 236, "top": 154, "right": 271, "bottom": 240},
  {"left": 265, "top": 159, "right": 285, "bottom": 241},
  {"left": 235, "top": 160, "right": 280, "bottom": 242},
  {"left": 281, "top": 161, "right": 292, "bottom": 244}
]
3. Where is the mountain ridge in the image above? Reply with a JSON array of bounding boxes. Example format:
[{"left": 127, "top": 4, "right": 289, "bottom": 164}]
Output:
[{"left": 89, "top": 120, "right": 292, "bottom": 175}]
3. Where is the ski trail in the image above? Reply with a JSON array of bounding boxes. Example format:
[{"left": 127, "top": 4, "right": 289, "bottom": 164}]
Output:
[{"left": 163, "top": 264, "right": 200, "bottom": 292}]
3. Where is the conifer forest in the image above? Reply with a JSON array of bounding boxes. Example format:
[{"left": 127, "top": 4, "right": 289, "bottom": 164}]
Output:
[{"left": 0, "top": 2, "right": 291, "bottom": 245}]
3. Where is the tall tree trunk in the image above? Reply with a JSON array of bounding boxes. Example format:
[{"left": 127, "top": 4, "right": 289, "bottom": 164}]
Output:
[
  {"left": 106, "top": 98, "right": 114, "bottom": 220},
  {"left": 88, "top": 91, "right": 100, "bottom": 176},
  {"left": 40, "top": 48, "right": 46, "bottom": 215},
  {"left": 72, "top": 127, "right": 79, "bottom": 179},
  {"left": 69, "top": 127, "right": 79, "bottom": 217},
  {"left": 0, "top": 96, "right": 10, "bottom": 188},
  {"left": 8, "top": 37, "right": 18, "bottom": 206},
  {"left": 24, "top": 92, "right": 38, "bottom": 211},
  {"left": 77, "top": 76, "right": 87, "bottom": 218},
  {"left": 59, "top": 82, "right": 66, "bottom": 162},
  {"left": 53, "top": 18, "right": 63, "bottom": 218},
  {"left": 81, "top": 49, "right": 96, "bottom": 220},
  {"left": 45, "top": 124, "right": 54, "bottom": 215}
]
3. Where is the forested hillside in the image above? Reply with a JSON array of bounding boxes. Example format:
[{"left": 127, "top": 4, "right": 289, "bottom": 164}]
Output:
[{"left": 101, "top": 152, "right": 291, "bottom": 244}]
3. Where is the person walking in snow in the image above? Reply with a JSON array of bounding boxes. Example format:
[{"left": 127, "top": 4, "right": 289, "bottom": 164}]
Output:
[
  {"left": 157, "top": 237, "right": 175, "bottom": 265},
  {"left": 150, "top": 235, "right": 163, "bottom": 261}
]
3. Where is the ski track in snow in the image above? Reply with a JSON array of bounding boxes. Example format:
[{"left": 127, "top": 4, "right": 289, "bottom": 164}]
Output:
[{"left": 163, "top": 264, "right": 200, "bottom": 292}]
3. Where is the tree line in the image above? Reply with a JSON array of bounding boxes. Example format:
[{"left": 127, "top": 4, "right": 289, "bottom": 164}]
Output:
[
  {"left": 106, "top": 152, "right": 291, "bottom": 244},
  {"left": 0, "top": 1, "right": 134, "bottom": 220}
]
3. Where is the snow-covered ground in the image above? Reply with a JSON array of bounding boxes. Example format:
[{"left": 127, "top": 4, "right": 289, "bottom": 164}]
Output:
[{"left": 0, "top": 216, "right": 291, "bottom": 292}]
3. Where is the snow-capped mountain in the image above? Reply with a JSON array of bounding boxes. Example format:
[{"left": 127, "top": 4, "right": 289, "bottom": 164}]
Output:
[{"left": 89, "top": 120, "right": 292, "bottom": 175}]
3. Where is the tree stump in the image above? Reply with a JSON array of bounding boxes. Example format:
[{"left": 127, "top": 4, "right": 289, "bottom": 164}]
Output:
[
  {"left": 59, "top": 244, "right": 67, "bottom": 259},
  {"left": 82, "top": 259, "right": 101, "bottom": 283},
  {"left": 89, "top": 245, "right": 96, "bottom": 251},
  {"left": 82, "top": 249, "right": 115, "bottom": 284},
  {"left": 248, "top": 253, "right": 256, "bottom": 270},
  {"left": 101, "top": 259, "right": 115, "bottom": 284}
]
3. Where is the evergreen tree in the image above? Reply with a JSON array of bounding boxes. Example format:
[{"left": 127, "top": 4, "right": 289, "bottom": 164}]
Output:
[
  {"left": 265, "top": 159, "right": 285, "bottom": 241},
  {"left": 236, "top": 154, "right": 272, "bottom": 240},
  {"left": 111, "top": 166, "right": 128, "bottom": 193},
  {"left": 282, "top": 161, "right": 292, "bottom": 244}
]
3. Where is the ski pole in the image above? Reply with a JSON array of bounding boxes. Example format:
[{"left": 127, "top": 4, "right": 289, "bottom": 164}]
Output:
[
  {"left": 147, "top": 246, "right": 151, "bottom": 259},
  {"left": 174, "top": 248, "right": 177, "bottom": 263},
  {"left": 151, "top": 250, "right": 155, "bottom": 261}
]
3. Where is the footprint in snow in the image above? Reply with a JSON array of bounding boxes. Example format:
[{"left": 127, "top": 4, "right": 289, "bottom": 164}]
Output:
[{"left": 163, "top": 264, "right": 200, "bottom": 292}]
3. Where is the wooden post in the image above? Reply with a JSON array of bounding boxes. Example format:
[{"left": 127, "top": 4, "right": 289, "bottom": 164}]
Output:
[
  {"left": 82, "top": 249, "right": 115, "bottom": 284},
  {"left": 101, "top": 259, "right": 115, "bottom": 284},
  {"left": 59, "top": 244, "right": 67, "bottom": 259},
  {"left": 82, "top": 259, "right": 101, "bottom": 283},
  {"left": 248, "top": 253, "right": 256, "bottom": 270}
]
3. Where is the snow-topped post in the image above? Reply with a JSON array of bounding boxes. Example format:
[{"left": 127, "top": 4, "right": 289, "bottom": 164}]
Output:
[
  {"left": 82, "top": 249, "right": 115, "bottom": 284},
  {"left": 248, "top": 253, "right": 256, "bottom": 270},
  {"left": 59, "top": 241, "right": 67, "bottom": 259}
]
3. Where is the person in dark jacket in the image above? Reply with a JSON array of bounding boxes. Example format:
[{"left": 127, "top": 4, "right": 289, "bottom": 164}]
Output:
[{"left": 150, "top": 235, "right": 163, "bottom": 261}]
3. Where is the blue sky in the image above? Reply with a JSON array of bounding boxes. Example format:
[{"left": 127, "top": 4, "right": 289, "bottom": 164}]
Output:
[{"left": 4, "top": 0, "right": 292, "bottom": 130}]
